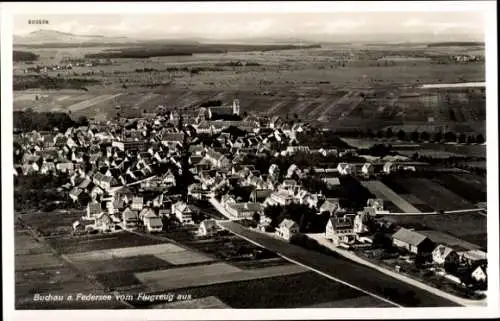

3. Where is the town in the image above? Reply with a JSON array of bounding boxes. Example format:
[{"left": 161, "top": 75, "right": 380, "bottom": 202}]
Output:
[{"left": 14, "top": 97, "right": 488, "bottom": 308}]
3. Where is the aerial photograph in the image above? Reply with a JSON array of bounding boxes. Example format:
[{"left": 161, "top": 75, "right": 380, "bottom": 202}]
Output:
[{"left": 11, "top": 7, "right": 489, "bottom": 310}]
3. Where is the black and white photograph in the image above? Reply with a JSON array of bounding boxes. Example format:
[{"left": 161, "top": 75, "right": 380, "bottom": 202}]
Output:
[{"left": 1, "top": 1, "right": 498, "bottom": 320}]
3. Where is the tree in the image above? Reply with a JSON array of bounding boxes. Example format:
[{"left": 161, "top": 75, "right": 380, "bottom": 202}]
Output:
[
  {"left": 466, "top": 135, "right": 477, "bottom": 144},
  {"left": 385, "top": 128, "right": 394, "bottom": 138},
  {"left": 476, "top": 134, "right": 485, "bottom": 144},
  {"left": 458, "top": 133, "right": 467, "bottom": 144},
  {"left": 410, "top": 131, "right": 420, "bottom": 142},
  {"left": 433, "top": 132, "right": 443, "bottom": 143},
  {"left": 252, "top": 212, "right": 260, "bottom": 224},
  {"left": 420, "top": 131, "right": 430, "bottom": 142},
  {"left": 444, "top": 131, "right": 456, "bottom": 142},
  {"left": 397, "top": 129, "right": 406, "bottom": 141}
]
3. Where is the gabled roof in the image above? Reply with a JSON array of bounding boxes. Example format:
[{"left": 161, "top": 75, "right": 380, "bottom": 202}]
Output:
[
  {"left": 279, "top": 218, "right": 298, "bottom": 229},
  {"left": 122, "top": 208, "right": 139, "bottom": 220},
  {"left": 392, "top": 228, "right": 429, "bottom": 246},
  {"left": 88, "top": 202, "right": 103, "bottom": 214},
  {"left": 328, "top": 216, "right": 353, "bottom": 230},
  {"left": 433, "top": 244, "right": 456, "bottom": 258}
]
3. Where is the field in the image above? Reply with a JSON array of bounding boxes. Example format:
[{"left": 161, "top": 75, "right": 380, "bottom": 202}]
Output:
[
  {"left": 14, "top": 229, "right": 124, "bottom": 309},
  {"left": 13, "top": 43, "right": 486, "bottom": 134},
  {"left": 382, "top": 177, "right": 474, "bottom": 211},
  {"left": 361, "top": 180, "right": 421, "bottom": 213},
  {"left": 139, "top": 271, "right": 390, "bottom": 309},
  {"left": 134, "top": 262, "right": 307, "bottom": 291},
  {"left": 16, "top": 208, "right": 379, "bottom": 309}
]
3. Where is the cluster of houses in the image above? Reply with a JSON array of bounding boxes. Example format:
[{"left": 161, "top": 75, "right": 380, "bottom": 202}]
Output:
[
  {"left": 14, "top": 97, "right": 487, "bottom": 289},
  {"left": 391, "top": 227, "right": 488, "bottom": 286}
]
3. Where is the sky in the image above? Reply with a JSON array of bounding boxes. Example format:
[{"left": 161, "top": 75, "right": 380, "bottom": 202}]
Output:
[{"left": 13, "top": 12, "right": 485, "bottom": 41}]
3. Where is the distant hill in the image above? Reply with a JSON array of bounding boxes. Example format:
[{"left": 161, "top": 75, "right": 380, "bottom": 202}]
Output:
[
  {"left": 427, "top": 42, "right": 485, "bottom": 47},
  {"left": 13, "top": 29, "right": 133, "bottom": 46}
]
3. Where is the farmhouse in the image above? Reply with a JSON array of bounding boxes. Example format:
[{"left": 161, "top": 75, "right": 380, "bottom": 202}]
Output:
[
  {"left": 276, "top": 219, "right": 299, "bottom": 241},
  {"left": 361, "top": 163, "right": 374, "bottom": 176},
  {"left": 392, "top": 228, "right": 434, "bottom": 256},
  {"left": 171, "top": 201, "right": 194, "bottom": 224},
  {"left": 226, "top": 202, "right": 264, "bottom": 219},
  {"left": 131, "top": 196, "right": 144, "bottom": 211},
  {"left": 471, "top": 265, "right": 487, "bottom": 282},
  {"left": 367, "top": 199, "right": 385, "bottom": 211},
  {"left": 121, "top": 208, "right": 139, "bottom": 230},
  {"left": 319, "top": 198, "right": 341, "bottom": 215},
  {"left": 383, "top": 162, "right": 395, "bottom": 174},
  {"left": 94, "top": 213, "right": 115, "bottom": 232},
  {"left": 432, "top": 244, "right": 460, "bottom": 266},
  {"left": 198, "top": 219, "right": 218, "bottom": 237},
  {"left": 265, "top": 191, "right": 294, "bottom": 207},
  {"left": 144, "top": 215, "right": 163, "bottom": 233},
  {"left": 325, "top": 215, "right": 357, "bottom": 246},
  {"left": 337, "top": 163, "right": 355, "bottom": 176},
  {"left": 459, "top": 249, "right": 487, "bottom": 268},
  {"left": 86, "top": 201, "right": 103, "bottom": 219}
]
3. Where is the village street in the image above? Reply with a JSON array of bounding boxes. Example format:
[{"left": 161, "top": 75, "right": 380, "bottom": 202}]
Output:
[{"left": 217, "top": 220, "right": 461, "bottom": 308}]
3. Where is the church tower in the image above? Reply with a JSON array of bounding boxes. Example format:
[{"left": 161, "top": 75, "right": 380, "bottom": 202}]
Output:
[{"left": 232, "top": 99, "right": 240, "bottom": 116}]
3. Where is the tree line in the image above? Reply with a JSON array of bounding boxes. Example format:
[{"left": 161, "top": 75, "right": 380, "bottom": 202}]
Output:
[
  {"left": 337, "top": 128, "right": 485, "bottom": 144},
  {"left": 13, "top": 110, "right": 88, "bottom": 132}
]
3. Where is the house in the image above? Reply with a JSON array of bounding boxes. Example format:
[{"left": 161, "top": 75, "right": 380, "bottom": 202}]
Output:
[
  {"left": 225, "top": 202, "right": 264, "bottom": 219},
  {"left": 281, "top": 179, "right": 297, "bottom": 191},
  {"left": 353, "top": 212, "right": 370, "bottom": 234},
  {"left": 139, "top": 207, "right": 156, "bottom": 222},
  {"left": 471, "top": 265, "right": 487, "bottom": 282},
  {"left": 69, "top": 187, "right": 83, "bottom": 202},
  {"left": 392, "top": 228, "right": 434, "bottom": 256},
  {"left": 286, "top": 164, "right": 302, "bottom": 179},
  {"left": 160, "top": 132, "right": 185, "bottom": 146},
  {"left": 250, "top": 189, "right": 273, "bottom": 203},
  {"left": 322, "top": 177, "right": 341, "bottom": 188},
  {"left": 94, "top": 213, "right": 115, "bottom": 232},
  {"left": 268, "top": 163, "right": 280, "bottom": 177},
  {"left": 432, "top": 244, "right": 460, "bottom": 266},
  {"left": 198, "top": 219, "right": 218, "bottom": 237},
  {"left": 286, "top": 145, "right": 310, "bottom": 155},
  {"left": 86, "top": 201, "right": 103, "bottom": 219},
  {"left": 131, "top": 196, "right": 144, "bottom": 211},
  {"left": 22, "top": 161, "right": 40, "bottom": 175},
  {"left": 383, "top": 162, "right": 395, "bottom": 174},
  {"left": 265, "top": 191, "right": 294, "bottom": 207},
  {"left": 205, "top": 148, "right": 230, "bottom": 168},
  {"left": 319, "top": 198, "right": 341, "bottom": 215},
  {"left": 258, "top": 215, "right": 273, "bottom": 232},
  {"left": 337, "top": 163, "right": 355, "bottom": 176},
  {"left": 459, "top": 249, "right": 487, "bottom": 268},
  {"left": 276, "top": 219, "right": 299, "bottom": 241},
  {"left": 361, "top": 163, "right": 374, "bottom": 177},
  {"left": 367, "top": 199, "right": 384, "bottom": 211},
  {"left": 325, "top": 215, "right": 357, "bottom": 246},
  {"left": 40, "top": 162, "right": 56, "bottom": 174},
  {"left": 121, "top": 208, "right": 139, "bottom": 230},
  {"left": 162, "top": 171, "right": 176, "bottom": 186},
  {"left": 144, "top": 214, "right": 163, "bottom": 233},
  {"left": 90, "top": 186, "right": 105, "bottom": 200},
  {"left": 171, "top": 201, "right": 194, "bottom": 224}
]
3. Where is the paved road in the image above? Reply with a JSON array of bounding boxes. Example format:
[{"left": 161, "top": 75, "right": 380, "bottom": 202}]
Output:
[{"left": 218, "top": 221, "right": 461, "bottom": 308}]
